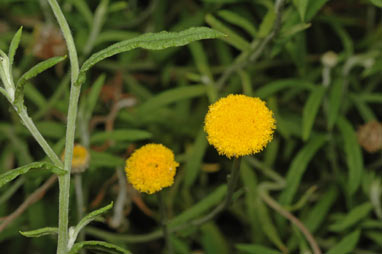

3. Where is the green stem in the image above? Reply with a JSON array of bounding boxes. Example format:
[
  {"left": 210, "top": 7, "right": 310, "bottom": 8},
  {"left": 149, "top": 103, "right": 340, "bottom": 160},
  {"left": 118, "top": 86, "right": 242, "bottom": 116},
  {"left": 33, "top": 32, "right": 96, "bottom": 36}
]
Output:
[
  {"left": 47, "top": 1, "right": 80, "bottom": 253},
  {"left": 158, "top": 191, "right": 172, "bottom": 254},
  {"left": 259, "top": 187, "right": 322, "bottom": 254},
  {"left": 18, "top": 108, "right": 62, "bottom": 167},
  {"left": 85, "top": 159, "right": 243, "bottom": 244}
]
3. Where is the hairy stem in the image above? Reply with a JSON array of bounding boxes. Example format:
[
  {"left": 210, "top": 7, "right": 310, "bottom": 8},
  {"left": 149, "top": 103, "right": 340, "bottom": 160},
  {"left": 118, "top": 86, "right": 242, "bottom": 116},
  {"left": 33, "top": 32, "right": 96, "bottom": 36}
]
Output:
[{"left": 47, "top": 0, "right": 80, "bottom": 253}]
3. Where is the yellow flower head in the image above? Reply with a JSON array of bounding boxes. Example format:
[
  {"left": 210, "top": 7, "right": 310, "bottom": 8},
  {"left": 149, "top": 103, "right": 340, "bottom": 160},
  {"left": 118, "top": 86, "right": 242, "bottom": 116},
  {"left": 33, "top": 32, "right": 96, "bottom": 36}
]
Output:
[
  {"left": 125, "top": 144, "right": 179, "bottom": 194},
  {"left": 204, "top": 94, "right": 276, "bottom": 158},
  {"left": 61, "top": 144, "right": 90, "bottom": 173}
]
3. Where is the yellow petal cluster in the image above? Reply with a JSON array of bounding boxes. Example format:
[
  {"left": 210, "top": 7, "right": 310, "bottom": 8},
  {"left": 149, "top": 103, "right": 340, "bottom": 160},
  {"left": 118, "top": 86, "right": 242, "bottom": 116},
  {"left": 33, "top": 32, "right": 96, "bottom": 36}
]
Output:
[
  {"left": 204, "top": 94, "right": 276, "bottom": 158},
  {"left": 61, "top": 144, "right": 89, "bottom": 173},
  {"left": 125, "top": 144, "right": 179, "bottom": 194}
]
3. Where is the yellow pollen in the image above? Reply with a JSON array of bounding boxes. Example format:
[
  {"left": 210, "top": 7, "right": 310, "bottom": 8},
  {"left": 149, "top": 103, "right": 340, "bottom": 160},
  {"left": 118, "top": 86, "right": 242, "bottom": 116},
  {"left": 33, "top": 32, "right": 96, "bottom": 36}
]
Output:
[
  {"left": 125, "top": 144, "right": 179, "bottom": 194},
  {"left": 204, "top": 94, "right": 276, "bottom": 158}
]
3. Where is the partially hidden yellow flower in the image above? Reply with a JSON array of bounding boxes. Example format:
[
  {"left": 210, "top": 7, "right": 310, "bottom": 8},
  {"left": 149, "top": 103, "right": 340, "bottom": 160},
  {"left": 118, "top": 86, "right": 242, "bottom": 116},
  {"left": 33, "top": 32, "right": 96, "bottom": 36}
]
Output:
[
  {"left": 61, "top": 144, "right": 89, "bottom": 173},
  {"left": 125, "top": 144, "right": 179, "bottom": 194},
  {"left": 204, "top": 94, "right": 276, "bottom": 158}
]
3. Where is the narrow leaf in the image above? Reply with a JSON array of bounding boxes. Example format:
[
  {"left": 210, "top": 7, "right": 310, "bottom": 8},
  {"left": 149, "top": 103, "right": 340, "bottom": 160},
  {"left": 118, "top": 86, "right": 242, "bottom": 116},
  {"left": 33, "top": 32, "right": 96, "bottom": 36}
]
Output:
[
  {"left": 258, "top": 7, "right": 276, "bottom": 38},
  {"left": 279, "top": 135, "right": 327, "bottom": 205},
  {"left": 327, "top": 78, "right": 344, "bottom": 129},
  {"left": 329, "top": 202, "right": 373, "bottom": 232},
  {"left": 236, "top": 243, "right": 281, "bottom": 254},
  {"left": 201, "top": 223, "right": 229, "bottom": 254},
  {"left": 327, "top": 230, "right": 360, "bottom": 254},
  {"left": 217, "top": 10, "right": 257, "bottom": 37},
  {"left": 0, "top": 162, "right": 65, "bottom": 188},
  {"left": 135, "top": 85, "right": 207, "bottom": 115},
  {"left": 183, "top": 128, "right": 208, "bottom": 188},
  {"left": 304, "top": 186, "right": 338, "bottom": 232},
  {"left": 369, "top": 0, "right": 382, "bottom": 7},
  {"left": 258, "top": 199, "right": 286, "bottom": 251},
  {"left": 15, "top": 56, "right": 67, "bottom": 104},
  {"left": 306, "top": 0, "right": 330, "bottom": 21},
  {"left": 205, "top": 14, "right": 250, "bottom": 51},
  {"left": 302, "top": 86, "right": 326, "bottom": 141},
  {"left": 337, "top": 117, "right": 364, "bottom": 195},
  {"left": 255, "top": 79, "right": 314, "bottom": 99},
  {"left": 68, "top": 240, "right": 131, "bottom": 254},
  {"left": 90, "top": 129, "right": 152, "bottom": 144},
  {"left": 78, "top": 27, "right": 224, "bottom": 86},
  {"left": 68, "top": 202, "right": 113, "bottom": 249},
  {"left": 86, "top": 74, "right": 106, "bottom": 119},
  {"left": 293, "top": 0, "right": 309, "bottom": 22},
  {"left": 89, "top": 151, "right": 124, "bottom": 168},
  {"left": 20, "top": 227, "right": 58, "bottom": 238},
  {"left": 169, "top": 185, "right": 227, "bottom": 227},
  {"left": 8, "top": 26, "right": 23, "bottom": 66}
]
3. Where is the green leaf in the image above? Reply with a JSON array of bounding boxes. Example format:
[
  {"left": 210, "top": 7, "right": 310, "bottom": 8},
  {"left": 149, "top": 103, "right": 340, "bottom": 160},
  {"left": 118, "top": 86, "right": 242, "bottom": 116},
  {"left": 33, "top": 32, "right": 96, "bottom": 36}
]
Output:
[
  {"left": 8, "top": 26, "right": 23, "bottom": 66},
  {"left": 236, "top": 244, "right": 281, "bottom": 254},
  {"left": 201, "top": 223, "right": 229, "bottom": 254},
  {"left": 258, "top": 199, "right": 286, "bottom": 251},
  {"left": 327, "top": 78, "right": 344, "bottom": 130},
  {"left": 0, "top": 162, "right": 65, "bottom": 188},
  {"left": 78, "top": 27, "right": 224, "bottom": 86},
  {"left": 279, "top": 135, "right": 327, "bottom": 205},
  {"left": 306, "top": 0, "right": 330, "bottom": 21},
  {"left": 183, "top": 128, "right": 208, "bottom": 188},
  {"left": 304, "top": 186, "right": 338, "bottom": 233},
  {"left": 85, "top": 74, "right": 106, "bottom": 120},
  {"left": 255, "top": 79, "right": 314, "bottom": 99},
  {"left": 258, "top": 7, "right": 276, "bottom": 38},
  {"left": 68, "top": 202, "right": 113, "bottom": 249},
  {"left": 302, "top": 86, "right": 326, "bottom": 141},
  {"left": 350, "top": 95, "right": 376, "bottom": 122},
  {"left": 217, "top": 10, "right": 257, "bottom": 37},
  {"left": 279, "top": 23, "right": 311, "bottom": 39},
  {"left": 20, "top": 227, "right": 58, "bottom": 238},
  {"left": 90, "top": 129, "right": 152, "bottom": 144},
  {"left": 15, "top": 56, "right": 67, "bottom": 105},
  {"left": 89, "top": 151, "right": 124, "bottom": 168},
  {"left": 337, "top": 117, "right": 364, "bottom": 195},
  {"left": 188, "top": 41, "right": 217, "bottom": 102},
  {"left": 329, "top": 202, "right": 373, "bottom": 232},
  {"left": 205, "top": 14, "right": 250, "bottom": 51},
  {"left": 36, "top": 121, "right": 66, "bottom": 139},
  {"left": 293, "top": 0, "right": 309, "bottom": 21},
  {"left": 169, "top": 185, "right": 227, "bottom": 228},
  {"left": 327, "top": 230, "right": 360, "bottom": 254},
  {"left": 369, "top": 0, "right": 382, "bottom": 7},
  {"left": 240, "top": 160, "right": 262, "bottom": 241},
  {"left": 68, "top": 241, "right": 131, "bottom": 254},
  {"left": 135, "top": 85, "right": 207, "bottom": 115}
]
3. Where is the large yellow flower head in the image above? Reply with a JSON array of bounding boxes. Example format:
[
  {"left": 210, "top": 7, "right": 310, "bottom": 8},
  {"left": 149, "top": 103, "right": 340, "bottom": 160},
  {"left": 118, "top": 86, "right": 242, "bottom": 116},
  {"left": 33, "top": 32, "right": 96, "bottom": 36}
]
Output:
[
  {"left": 204, "top": 94, "right": 276, "bottom": 158},
  {"left": 125, "top": 144, "right": 179, "bottom": 194}
]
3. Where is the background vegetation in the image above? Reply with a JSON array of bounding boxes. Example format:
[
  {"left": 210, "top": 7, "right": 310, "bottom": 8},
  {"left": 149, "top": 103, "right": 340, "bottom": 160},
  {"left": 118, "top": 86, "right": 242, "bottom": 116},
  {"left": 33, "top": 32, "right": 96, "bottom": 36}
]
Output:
[{"left": 0, "top": 0, "right": 381, "bottom": 253}]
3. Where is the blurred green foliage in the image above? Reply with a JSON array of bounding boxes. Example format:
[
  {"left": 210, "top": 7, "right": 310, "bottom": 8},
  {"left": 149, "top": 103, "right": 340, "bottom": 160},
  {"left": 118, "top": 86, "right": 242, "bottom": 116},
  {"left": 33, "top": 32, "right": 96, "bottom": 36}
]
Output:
[{"left": 0, "top": 0, "right": 381, "bottom": 253}]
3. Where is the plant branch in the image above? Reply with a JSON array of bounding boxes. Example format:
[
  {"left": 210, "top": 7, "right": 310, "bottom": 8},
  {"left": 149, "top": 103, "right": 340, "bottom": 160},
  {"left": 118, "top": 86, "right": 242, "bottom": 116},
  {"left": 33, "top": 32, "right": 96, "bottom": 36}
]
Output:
[
  {"left": 259, "top": 185, "right": 322, "bottom": 254},
  {"left": 18, "top": 108, "right": 63, "bottom": 167},
  {"left": 216, "top": 0, "right": 286, "bottom": 90},
  {"left": 0, "top": 176, "right": 58, "bottom": 233},
  {"left": 47, "top": 0, "right": 80, "bottom": 253}
]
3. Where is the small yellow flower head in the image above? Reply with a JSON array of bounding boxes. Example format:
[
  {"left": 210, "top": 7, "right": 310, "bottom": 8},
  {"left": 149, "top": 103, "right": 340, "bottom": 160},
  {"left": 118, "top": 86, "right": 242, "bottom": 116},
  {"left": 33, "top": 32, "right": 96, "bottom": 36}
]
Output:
[
  {"left": 125, "top": 144, "right": 179, "bottom": 194},
  {"left": 204, "top": 94, "right": 276, "bottom": 158},
  {"left": 61, "top": 144, "right": 90, "bottom": 173}
]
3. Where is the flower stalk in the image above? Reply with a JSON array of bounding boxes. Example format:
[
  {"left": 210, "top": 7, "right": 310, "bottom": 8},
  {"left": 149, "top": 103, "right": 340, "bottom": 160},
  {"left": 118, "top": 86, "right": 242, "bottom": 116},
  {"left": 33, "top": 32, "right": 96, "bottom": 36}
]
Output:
[{"left": 47, "top": 0, "right": 80, "bottom": 253}]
